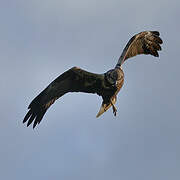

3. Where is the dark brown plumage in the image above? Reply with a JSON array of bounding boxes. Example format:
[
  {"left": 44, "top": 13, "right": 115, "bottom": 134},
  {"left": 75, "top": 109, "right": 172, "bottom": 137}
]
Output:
[{"left": 23, "top": 31, "right": 163, "bottom": 128}]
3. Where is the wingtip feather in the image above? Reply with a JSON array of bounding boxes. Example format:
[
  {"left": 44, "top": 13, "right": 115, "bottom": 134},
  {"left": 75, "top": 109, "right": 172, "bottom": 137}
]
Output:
[
  {"left": 23, "top": 110, "right": 32, "bottom": 123},
  {"left": 151, "top": 31, "right": 160, "bottom": 36}
]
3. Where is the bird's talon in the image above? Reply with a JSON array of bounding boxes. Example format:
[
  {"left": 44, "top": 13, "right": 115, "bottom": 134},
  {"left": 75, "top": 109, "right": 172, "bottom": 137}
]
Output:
[{"left": 112, "top": 106, "right": 117, "bottom": 116}]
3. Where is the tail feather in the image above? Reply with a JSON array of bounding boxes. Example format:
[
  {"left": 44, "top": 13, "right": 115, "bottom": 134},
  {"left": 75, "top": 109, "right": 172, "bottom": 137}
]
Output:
[
  {"left": 96, "top": 97, "right": 116, "bottom": 118},
  {"left": 96, "top": 103, "right": 112, "bottom": 118}
]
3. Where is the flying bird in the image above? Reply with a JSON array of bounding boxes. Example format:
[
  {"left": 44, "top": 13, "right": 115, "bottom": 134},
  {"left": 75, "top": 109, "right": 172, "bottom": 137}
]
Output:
[{"left": 23, "top": 31, "right": 163, "bottom": 128}]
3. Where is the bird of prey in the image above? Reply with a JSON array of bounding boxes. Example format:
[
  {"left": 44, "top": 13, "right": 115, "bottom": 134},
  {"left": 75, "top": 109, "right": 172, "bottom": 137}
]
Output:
[{"left": 23, "top": 31, "right": 163, "bottom": 128}]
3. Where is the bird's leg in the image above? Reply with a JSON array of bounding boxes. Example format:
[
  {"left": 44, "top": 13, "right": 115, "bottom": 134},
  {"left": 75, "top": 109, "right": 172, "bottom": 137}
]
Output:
[{"left": 110, "top": 99, "right": 117, "bottom": 116}]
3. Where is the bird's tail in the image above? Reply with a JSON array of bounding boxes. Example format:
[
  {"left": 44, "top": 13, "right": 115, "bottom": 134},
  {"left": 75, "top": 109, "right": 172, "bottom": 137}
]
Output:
[{"left": 96, "top": 97, "right": 116, "bottom": 118}]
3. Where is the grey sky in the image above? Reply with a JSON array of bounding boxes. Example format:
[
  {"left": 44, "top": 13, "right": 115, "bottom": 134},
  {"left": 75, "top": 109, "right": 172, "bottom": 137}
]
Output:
[{"left": 0, "top": 0, "right": 180, "bottom": 179}]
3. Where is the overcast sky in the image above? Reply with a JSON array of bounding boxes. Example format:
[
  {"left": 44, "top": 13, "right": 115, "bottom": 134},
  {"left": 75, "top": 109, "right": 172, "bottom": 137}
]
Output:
[{"left": 0, "top": 0, "right": 180, "bottom": 179}]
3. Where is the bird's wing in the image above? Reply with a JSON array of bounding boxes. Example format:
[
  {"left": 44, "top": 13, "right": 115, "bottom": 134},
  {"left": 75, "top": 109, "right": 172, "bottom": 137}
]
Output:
[
  {"left": 116, "top": 31, "right": 163, "bottom": 67},
  {"left": 23, "top": 67, "right": 104, "bottom": 128}
]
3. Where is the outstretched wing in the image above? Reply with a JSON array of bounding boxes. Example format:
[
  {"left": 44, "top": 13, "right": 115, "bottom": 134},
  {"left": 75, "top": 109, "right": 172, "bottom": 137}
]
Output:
[
  {"left": 23, "top": 67, "right": 104, "bottom": 128},
  {"left": 116, "top": 31, "right": 163, "bottom": 67}
]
